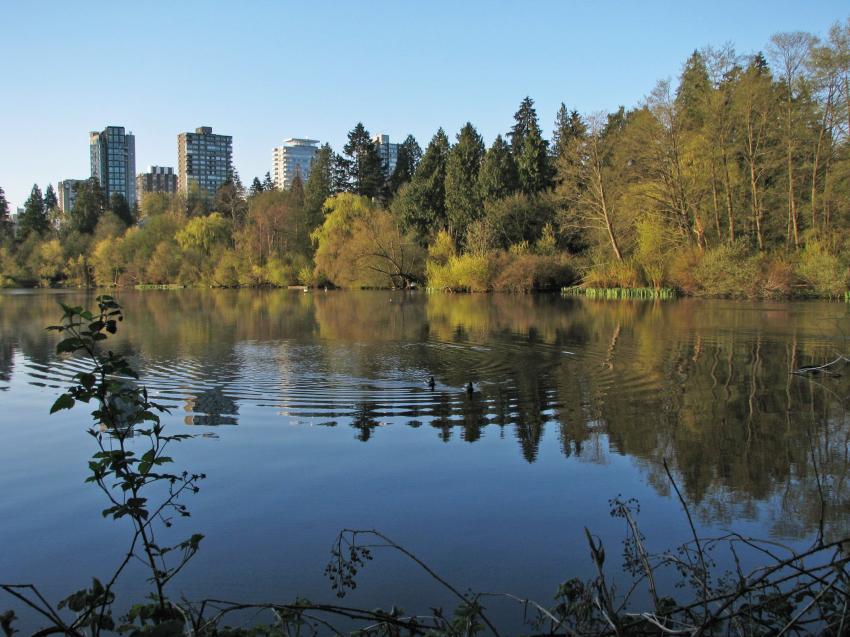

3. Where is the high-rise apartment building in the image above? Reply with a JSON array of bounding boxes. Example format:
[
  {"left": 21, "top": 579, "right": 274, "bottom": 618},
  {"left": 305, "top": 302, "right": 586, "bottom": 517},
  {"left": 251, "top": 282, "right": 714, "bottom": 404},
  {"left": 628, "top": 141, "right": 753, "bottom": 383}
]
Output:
[
  {"left": 136, "top": 166, "right": 178, "bottom": 204},
  {"left": 177, "top": 127, "right": 233, "bottom": 196},
  {"left": 374, "top": 134, "right": 400, "bottom": 175},
  {"left": 272, "top": 138, "right": 319, "bottom": 190},
  {"left": 90, "top": 126, "right": 136, "bottom": 205},
  {"left": 58, "top": 179, "right": 87, "bottom": 213}
]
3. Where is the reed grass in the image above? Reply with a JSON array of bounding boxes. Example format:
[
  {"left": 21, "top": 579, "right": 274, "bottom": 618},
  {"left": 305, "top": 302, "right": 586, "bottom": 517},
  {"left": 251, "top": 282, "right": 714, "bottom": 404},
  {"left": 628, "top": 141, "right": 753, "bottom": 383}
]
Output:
[
  {"left": 562, "top": 286, "right": 678, "bottom": 300},
  {"left": 134, "top": 283, "right": 186, "bottom": 290}
]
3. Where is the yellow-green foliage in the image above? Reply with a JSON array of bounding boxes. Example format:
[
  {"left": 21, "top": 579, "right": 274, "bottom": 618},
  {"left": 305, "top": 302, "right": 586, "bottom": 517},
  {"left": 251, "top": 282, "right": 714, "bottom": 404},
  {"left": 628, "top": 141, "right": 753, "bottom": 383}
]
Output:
[
  {"left": 313, "top": 194, "right": 425, "bottom": 288},
  {"left": 427, "top": 253, "right": 497, "bottom": 292},
  {"left": 633, "top": 216, "right": 669, "bottom": 288},
  {"left": 428, "top": 230, "right": 457, "bottom": 266},
  {"left": 583, "top": 259, "right": 642, "bottom": 289},
  {"left": 175, "top": 213, "right": 231, "bottom": 255},
  {"left": 795, "top": 241, "right": 847, "bottom": 298},
  {"left": 427, "top": 250, "right": 575, "bottom": 292},
  {"left": 91, "top": 238, "right": 125, "bottom": 286},
  {"left": 677, "top": 242, "right": 762, "bottom": 298}
]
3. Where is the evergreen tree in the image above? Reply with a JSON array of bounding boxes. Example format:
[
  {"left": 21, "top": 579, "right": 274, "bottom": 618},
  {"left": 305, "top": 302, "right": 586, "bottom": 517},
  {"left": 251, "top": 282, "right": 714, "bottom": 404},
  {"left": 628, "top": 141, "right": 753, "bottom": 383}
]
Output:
[
  {"left": 509, "top": 96, "right": 538, "bottom": 152},
  {"left": 0, "top": 186, "right": 12, "bottom": 243},
  {"left": 517, "top": 122, "right": 551, "bottom": 195},
  {"left": 109, "top": 192, "right": 134, "bottom": 227},
  {"left": 479, "top": 135, "right": 519, "bottom": 203},
  {"left": 343, "top": 122, "right": 384, "bottom": 198},
  {"left": 675, "top": 51, "right": 713, "bottom": 131},
  {"left": 289, "top": 173, "right": 305, "bottom": 207},
  {"left": 445, "top": 123, "right": 485, "bottom": 241},
  {"left": 69, "top": 178, "right": 106, "bottom": 234},
  {"left": 509, "top": 97, "right": 551, "bottom": 194},
  {"left": 552, "top": 104, "right": 587, "bottom": 161},
  {"left": 43, "top": 184, "right": 59, "bottom": 213},
  {"left": 551, "top": 109, "right": 587, "bottom": 188},
  {"left": 305, "top": 144, "right": 333, "bottom": 228},
  {"left": 388, "top": 135, "right": 423, "bottom": 196},
  {"left": 401, "top": 135, "right": 423, "bottom": 170},
  {"left": 250, "top": 177, "right": 264, "bottom": 197},
  {"left": 18, "top": 184, "right": 49, "bottom": 239},
  {"left": 262, "top": 172, "right": 275, "bottom": 191},
  {"left": 391, "top": 128, "right": 450, "bottom": 240},
  {"left": 332, "top": 152, "right": 351, "bottom": 193}
]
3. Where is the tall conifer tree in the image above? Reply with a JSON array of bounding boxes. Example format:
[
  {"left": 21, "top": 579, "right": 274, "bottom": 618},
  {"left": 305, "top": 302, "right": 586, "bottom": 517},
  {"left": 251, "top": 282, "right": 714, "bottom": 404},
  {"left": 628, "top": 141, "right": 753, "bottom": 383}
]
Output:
[
  {"left": 18, "top": 184, "right": 49, "bottom": 238},
  {"left": 445, "top": 123, "right": 485, "bottom": 242}
]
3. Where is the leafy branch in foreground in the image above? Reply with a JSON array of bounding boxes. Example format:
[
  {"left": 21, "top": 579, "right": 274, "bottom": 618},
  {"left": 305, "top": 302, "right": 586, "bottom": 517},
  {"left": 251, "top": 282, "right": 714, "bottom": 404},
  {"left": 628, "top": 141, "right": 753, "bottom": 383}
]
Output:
[{"left": 2, "top": 296, "right": 204, "bottom": 637}]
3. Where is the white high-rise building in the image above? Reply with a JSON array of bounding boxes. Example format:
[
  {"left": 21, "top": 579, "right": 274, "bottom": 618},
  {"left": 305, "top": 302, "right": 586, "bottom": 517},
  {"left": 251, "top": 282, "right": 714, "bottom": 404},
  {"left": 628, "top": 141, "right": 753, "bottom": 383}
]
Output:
[
  {"left": 272, "top": 138, "right": 319, "bottom": 190},
  {"left": 373, "top": 134, "right": 400, "bottom": 175}
]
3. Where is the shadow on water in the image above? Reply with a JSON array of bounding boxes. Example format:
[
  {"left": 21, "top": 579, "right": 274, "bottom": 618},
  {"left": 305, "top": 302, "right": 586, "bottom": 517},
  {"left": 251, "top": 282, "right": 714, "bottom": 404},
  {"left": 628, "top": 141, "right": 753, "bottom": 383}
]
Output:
[{"left": 2, "top": 289, "right": 850, "bottom": 539}]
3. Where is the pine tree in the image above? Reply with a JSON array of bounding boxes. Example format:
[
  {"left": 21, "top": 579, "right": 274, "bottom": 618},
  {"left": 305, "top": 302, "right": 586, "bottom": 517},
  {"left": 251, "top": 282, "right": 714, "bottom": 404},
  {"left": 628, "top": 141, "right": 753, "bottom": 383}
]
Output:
[
  {"left": 0, "top": 186, "right": 12, "bottom": 243},
  {"left": 43, "top": 184, "right": 59, "bottom": 212},
  {"left": 509, "top": 96, "right": 538, "bottom": 152},
  {"left": 262, "top": 172, "right": 275, "bottom": 192},
  {"left": 305, "top": 144, "right": 333, "bottom": 228},
  {"left": 69, "top": 178, "right": 106, "bottom": 234},
  {"left": 344, "top": 123, "right": 384, "bottom": 198},
  {"left": 391, "top": 128, "right": 450, "bottom": 240},
  {"left": 289, "top": 173, "right": 305, "bottom": 207},
  {"left": 250, "top": 177, "right": 264, "bottom": 197},
  {"left": 478, "top": 134, "right": 519, "bottom": 203},
  {"left": 552, "top": 104, "right": 587, "bottom": 161},
  {"left": 445, "top": 123, "right": 485, "bottom": 241},
  {"left": 551, "top": 109, "right": 587, "bottom": 188},
  {"left": 332, "top": 152, "right": 351, "bottom": 193},
  {"left": 675, "top": 51, "right": 712, "bottom": 131},
  {"left": 18, "top": 184, "right": 49, "bottom": 239},
  {"left": 109, "top": 193, "right": 134, "bottom": 227},
  {"left": 401, "top": 135, "right": 423, "bottom": 170},
  {"left": 509, "top": 97, "right": 551, "bottom": 195}
]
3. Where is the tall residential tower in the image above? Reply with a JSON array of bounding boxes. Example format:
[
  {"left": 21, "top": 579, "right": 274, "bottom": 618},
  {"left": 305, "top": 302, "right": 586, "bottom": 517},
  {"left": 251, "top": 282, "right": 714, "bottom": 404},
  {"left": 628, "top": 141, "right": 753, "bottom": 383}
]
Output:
[
  {"left": 136, "top": 166, "right": 178, "bottom": 205},
  {"left": 90, "top": 126, "right": 136, "bottom": 204},
  {"left": 272, "top": 138, "right": 318, "bottom": 190},
  {"left": 177, "top": 127, "right": 233, "bottom": 195},
  {"left": 373, "top": 134, "right": 400, "bottom": 175}
]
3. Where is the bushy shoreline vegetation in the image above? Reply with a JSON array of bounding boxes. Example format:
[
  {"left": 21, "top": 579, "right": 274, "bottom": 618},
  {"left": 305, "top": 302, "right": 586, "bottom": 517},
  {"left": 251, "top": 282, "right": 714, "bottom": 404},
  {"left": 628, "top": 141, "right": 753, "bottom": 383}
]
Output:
[{"left": 2, "top": 20, "right": 850, "bottom": 297}]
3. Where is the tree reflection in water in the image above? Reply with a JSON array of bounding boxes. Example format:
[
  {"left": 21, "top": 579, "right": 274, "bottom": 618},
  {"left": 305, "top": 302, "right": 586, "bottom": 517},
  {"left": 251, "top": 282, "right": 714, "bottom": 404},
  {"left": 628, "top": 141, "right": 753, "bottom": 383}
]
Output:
[{"left": 2, "top": 289, "right": 850, "bottom": 539}]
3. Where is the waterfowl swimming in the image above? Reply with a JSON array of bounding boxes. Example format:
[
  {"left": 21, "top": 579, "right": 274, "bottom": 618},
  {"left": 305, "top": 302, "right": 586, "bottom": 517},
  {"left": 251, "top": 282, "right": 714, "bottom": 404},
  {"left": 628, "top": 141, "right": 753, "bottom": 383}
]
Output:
[
  {"left": 428, "top": 376, "right": 436, "bottom": 390},
  {"left": 466, "top": 381, "right": 474, "bottom": 396}
]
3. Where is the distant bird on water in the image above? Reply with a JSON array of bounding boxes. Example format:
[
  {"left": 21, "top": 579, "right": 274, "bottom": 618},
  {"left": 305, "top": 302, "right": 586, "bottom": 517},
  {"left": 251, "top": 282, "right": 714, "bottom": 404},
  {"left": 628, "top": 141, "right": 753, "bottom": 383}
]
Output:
[
  {"left": 466, "top": 381, "right": 474, "bottom": 396},
  {"left": 428, "top": 376, "right": 436, "bottom": 390}
]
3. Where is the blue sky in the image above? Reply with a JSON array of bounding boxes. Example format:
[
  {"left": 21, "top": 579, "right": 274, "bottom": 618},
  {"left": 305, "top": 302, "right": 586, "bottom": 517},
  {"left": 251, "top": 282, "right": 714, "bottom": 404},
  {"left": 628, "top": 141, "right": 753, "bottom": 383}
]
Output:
[{"left": 1, "top": 1, "right": 847, "bottom": 209}]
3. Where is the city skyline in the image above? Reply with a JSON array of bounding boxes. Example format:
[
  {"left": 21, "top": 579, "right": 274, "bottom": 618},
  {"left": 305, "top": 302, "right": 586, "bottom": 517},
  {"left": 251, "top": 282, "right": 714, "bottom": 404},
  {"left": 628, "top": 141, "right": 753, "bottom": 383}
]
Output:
[{"left": 2, "top": 1, "right": 848, "bottom": 209}]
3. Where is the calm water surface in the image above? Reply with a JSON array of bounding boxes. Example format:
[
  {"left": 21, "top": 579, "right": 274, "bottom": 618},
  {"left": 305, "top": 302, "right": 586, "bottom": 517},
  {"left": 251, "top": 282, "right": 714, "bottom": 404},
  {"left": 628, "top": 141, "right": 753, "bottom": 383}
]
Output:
[{"left": 1, "top": 289, "right": 849, "bottom": 629}]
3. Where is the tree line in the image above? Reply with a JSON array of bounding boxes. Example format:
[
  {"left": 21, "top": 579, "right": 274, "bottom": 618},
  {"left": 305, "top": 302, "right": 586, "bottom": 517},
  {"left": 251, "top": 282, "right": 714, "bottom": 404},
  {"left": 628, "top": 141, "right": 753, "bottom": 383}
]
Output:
[{"left": 2, "top": 19, "right": 849, "bottom": 296}]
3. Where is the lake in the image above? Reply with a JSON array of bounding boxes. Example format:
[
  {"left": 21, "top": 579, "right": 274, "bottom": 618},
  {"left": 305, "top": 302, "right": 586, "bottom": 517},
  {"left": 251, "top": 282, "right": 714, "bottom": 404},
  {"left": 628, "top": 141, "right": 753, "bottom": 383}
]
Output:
[{"left": 1, "top": 289, "right": 849, "bottom": 631}]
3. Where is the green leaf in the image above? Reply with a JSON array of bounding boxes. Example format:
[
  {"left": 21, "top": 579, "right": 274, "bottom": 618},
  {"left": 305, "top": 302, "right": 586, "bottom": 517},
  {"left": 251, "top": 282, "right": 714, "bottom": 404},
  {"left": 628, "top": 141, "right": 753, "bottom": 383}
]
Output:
[
  {"left": 56, "top": 337, "right": 84, "bottom": 354},
  {"left": 50, "top": 394, "right": 75, "bottom": 413}
]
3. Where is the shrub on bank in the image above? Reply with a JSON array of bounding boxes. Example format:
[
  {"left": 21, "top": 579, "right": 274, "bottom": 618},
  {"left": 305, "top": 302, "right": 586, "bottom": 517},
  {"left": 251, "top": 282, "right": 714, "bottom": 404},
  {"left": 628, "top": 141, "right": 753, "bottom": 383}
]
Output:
[
  {"left": 427, "top": 251, "right": 576, "bottom": 292},
  {"left": 795, "top": 240, "right": 848, "bottom": 298}
]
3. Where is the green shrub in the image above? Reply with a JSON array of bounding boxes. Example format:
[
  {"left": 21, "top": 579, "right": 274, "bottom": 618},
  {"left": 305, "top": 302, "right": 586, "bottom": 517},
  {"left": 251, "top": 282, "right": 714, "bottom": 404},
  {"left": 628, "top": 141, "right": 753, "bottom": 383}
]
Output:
[
  {"left": 676, "top": 242, "right": 760, "bottom": 298},
  {"left": 795, "top": 241, "right": 847, "bottom": 298}
]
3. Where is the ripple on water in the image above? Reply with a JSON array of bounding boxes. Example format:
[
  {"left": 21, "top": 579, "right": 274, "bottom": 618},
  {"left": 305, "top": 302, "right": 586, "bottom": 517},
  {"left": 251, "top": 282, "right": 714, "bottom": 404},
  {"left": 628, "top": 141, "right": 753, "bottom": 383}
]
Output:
[{"left": 21, "top": 333, "right": 667, "bottom": 431}]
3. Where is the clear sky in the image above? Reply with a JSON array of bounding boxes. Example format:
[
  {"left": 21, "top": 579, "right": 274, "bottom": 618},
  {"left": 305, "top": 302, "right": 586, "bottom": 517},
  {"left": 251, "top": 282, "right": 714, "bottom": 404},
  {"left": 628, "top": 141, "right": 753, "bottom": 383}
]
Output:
[{"left": 1, "top": 1, "right": 847, "bottom": 209}]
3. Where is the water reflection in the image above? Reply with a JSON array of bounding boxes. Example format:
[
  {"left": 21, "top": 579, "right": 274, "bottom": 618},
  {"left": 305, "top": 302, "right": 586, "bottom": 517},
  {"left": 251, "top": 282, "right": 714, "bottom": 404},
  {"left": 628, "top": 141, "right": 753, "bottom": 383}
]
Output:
[{"left": 2, "top": 290, "right": 850, "bottom": 539}]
